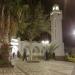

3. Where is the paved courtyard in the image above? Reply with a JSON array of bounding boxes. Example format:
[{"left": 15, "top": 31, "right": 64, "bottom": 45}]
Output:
[
  {"left": 16, "top": 59, "right": 75, "bottom": 75},
  {"left": 0, "top": 59, "right": 75, "bottom": 75},
  {"left": 0, "top": 66, "right": 25, "bottom": 75}
]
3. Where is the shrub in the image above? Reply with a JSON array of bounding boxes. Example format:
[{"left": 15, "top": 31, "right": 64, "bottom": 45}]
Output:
[
  {"left": 0, "top": 59, "right": 8, "bottom": 65},
  {"left": 65, "top": 56, "right": 75, "bottom": 63}
]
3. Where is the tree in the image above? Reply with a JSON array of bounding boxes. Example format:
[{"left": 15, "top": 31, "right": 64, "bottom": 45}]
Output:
[
  {"left": 16, "top": 4, "right": 31, "bottom": 40},
  {"left": 0, "top": 0, "right": 24, "bottom": 66},
  {"left": 7, "top": 0, "right": 24, "bottom": 40},
  {"left": 33, "top": 1, "right": 50, "bottom": 39},
  {"left": 0, "top": 0, "right": 22, "bottom": 42},
  {"left": 17, "top": 1, "right": 51, "bottom": 41},
  {"left": 16, "top": 1, "right": 51, "bottom": 61},
  {"left": 0, "top": 0, "right": 51, "bottom": 61},
  {"left": 24, "top": 1, "right": 51, "bottom": 61},
  {"left": 48, "top": 43, "right": 59, "bottom": 59}
]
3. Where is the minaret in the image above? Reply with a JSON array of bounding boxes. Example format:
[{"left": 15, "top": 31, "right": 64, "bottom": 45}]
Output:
[{"left": 50, "top": 4, "right": 65, "bottom": 60}]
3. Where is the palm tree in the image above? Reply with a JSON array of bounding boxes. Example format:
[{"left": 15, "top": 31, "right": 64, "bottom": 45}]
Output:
[
  {"left": 48, "top": 43, "right": 59, "bottom": 59},
  {"left": 0, "top": 0, "right": 24, "bottom": 66},
  {"left": 0, "top": 0, "right": 50, "bottom": 61},
  {"left": 34, "top": 1, "right": 50, "bottom": 36},
  {"left": 16, "top": 4, "right": 31, "bottom": 40},
  {"left": 18, "top": 1, "right": 50, "bottom": 41}
]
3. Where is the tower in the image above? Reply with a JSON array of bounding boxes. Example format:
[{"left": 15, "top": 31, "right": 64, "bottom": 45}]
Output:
[{"left": 50, "top": 4, "right": 65, "bottom": 60}]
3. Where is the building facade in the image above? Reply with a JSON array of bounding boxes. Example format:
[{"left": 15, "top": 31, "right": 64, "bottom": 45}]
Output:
[{"left": 11, "top": 4, "right": 65, "bottom": 61}]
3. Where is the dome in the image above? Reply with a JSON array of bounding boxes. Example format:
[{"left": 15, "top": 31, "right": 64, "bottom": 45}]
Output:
[{"left": 52, "top": 4, "right": 59, "bottom": 11}]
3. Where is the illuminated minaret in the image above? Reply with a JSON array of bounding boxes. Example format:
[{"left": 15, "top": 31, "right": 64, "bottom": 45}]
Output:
[{"left": 50, "top": 4, "right": 65, "bottom": 60}]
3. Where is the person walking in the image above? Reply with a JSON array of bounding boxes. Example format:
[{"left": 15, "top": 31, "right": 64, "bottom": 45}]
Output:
[
  {"left": 23, "top": 49, "right": 27, "bottom": 61},
  {"left": 45, "top": 50, "right": 49, "bottom": 60}
]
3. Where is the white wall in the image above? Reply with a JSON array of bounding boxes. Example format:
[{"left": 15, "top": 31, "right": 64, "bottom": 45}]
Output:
[{"left": 19, "top": 41, "right": 45, "bottom": 56}]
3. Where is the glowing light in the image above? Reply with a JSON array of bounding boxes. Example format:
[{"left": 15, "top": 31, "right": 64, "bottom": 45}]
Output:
[
  {"left": 11, "top": 42, "right": 19, "bottom": 45},
  {"left": 11, "top": 38, "right": 18, "bottom": 45},
  {"left": 52, "top": 4, "right": 59, "bottom": 11},
  {"left": 10, "top": 38, "right": 19, "bottom": 55},
  {"left": 56, "top": 6, "right": 59, "bottom": 10},
  {"left": 53, "top": 7, "right": 56, "bottom": 11},
  {"left": 41, "top": 41, "right": 45, "bottom": 44},
  {"left": 72, "top": 30, "right": 75, "bottom": 35},
  {"left": 41, "top": 40, "right": 49, "bottom": 45},
  {"left": 11, "top": 39, "right": 18, "bottom": 42},
  {"left": 12, "top": 46, "right": 18, "bottom": 55}
]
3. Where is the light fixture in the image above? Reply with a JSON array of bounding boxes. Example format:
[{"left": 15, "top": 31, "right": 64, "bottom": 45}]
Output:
[
  {"left": 41, "top": 40, "right": 49, "bottom": 45},
  {"left": 52, "top": 4, "right": 59, "bottom": 11}
]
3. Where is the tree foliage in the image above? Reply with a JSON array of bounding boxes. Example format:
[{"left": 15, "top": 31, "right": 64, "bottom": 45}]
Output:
[
  {"left": 17, "top": 1, "right": 50, "bottom": 41},
  {"left": 0, "top": 0, "right": 51, "bottom": 42}
]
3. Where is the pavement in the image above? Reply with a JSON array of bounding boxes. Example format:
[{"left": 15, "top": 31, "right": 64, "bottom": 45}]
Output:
[
  {"left": 0, "top": 58, "right": 75, "bottom": 75},
  {"left": 0, "top": 66, "right": 25, "bottom": 75},
  {"left": 16, "top": 59, "right": 75, "bottom": 75},
  {"left": 71, "top": 66, "right": 75, "bottom": 75},
  {"left": 0, "top": 58, "right": 26, "bottom": 75}
]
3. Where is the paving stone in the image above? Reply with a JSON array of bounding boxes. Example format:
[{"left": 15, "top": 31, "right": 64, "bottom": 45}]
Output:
[
  {"left": 15, "top": 59, "right": 75, "bottom": 75},
  {"left": 0, "top": 67, "right": 25, "bottom": 75},
  {"left": 15, "top": 73, "right": 25, "bottom": 75},
  {"left": 0, "top": 73, "right": 3, "bottom": 75},
  {"left": 0, "top": 59, "right": 74, "bottom": 75}
]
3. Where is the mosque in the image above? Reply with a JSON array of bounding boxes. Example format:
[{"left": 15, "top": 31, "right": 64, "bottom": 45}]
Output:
[{"left": 11, "top": 4, "right": 65, "bottom": 61}]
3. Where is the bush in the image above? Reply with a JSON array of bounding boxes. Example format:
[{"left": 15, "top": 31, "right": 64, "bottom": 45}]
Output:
[
  {"left": 0, "top": 59, "right": 8, "bottom": 65},
  {"left": 65, "top": 56, "right": 75, "bottom": 63}
]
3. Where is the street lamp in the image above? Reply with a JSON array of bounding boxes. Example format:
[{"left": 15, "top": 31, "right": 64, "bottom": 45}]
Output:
[
  {"left": 41, "top": 40, "right": 49, "bottom": 45},
  {"left": 41, "top": 40, "right": 49, "bottom": 60},
  {"left": 41, "top": 40, "right": 49, "bottom": 51}
]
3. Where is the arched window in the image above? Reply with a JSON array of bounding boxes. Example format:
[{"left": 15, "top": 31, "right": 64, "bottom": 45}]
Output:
[{"left": 33, "top": 46, "right": 40, "bottom": 53}]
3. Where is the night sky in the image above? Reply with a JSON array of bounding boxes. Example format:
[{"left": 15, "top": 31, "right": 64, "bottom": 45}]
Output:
[
  {"left": 25, "top": 0, "right": 75, "bottom": 47},
  {"left": 63, "top": 0, "right": 75, "bottom": 47}
]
